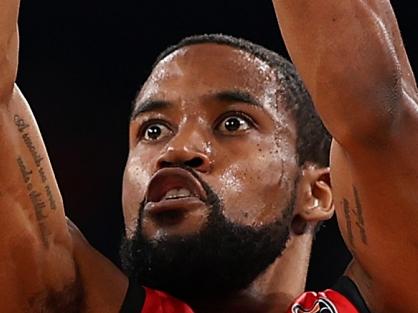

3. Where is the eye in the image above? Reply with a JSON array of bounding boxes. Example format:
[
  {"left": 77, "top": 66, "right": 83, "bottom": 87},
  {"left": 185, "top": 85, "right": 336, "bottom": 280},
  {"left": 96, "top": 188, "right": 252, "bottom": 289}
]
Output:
[
  {"left": 216, "top": 114, "right": 253, "bottom": 134},
  {"left": 140, "top": 122, "right": 172, "bottom": 142}
]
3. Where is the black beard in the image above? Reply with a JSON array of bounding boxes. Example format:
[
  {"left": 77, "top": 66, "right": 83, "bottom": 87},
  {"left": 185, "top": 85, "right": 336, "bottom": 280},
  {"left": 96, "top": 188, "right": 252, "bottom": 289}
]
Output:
[{"left": 120, "top": 167, "right": 295, "bottom": 301}]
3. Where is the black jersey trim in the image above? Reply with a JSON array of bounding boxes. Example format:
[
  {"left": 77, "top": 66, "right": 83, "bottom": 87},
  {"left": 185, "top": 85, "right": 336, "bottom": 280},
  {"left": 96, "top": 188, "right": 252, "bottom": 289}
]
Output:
[
  {"left": 332, "top": 276, "right": 371, "bottom": 313},
  {"left": 119, "top": 280, "right": 146, "bottom": 313}
]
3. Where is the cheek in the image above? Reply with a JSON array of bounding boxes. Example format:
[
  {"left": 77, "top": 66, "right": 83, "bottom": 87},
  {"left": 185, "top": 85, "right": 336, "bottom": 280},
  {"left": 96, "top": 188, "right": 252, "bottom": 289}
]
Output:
[
  {"left": 216, "top": 143, "right": 297, "bottom": 226},
  {"left": 122, "top": 152, "right": 154, "bottom": 236}
]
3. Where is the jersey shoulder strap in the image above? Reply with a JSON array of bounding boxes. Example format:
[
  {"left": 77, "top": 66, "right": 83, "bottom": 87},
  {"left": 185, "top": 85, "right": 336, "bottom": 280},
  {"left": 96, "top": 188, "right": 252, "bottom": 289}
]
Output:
[
  {"left": 120, "top": 280, "right": 194, "bottom": 313},
  {"left": 332, "top": 276, "right": 370, "bottom": 313},
  {"left": 120, "top": 280, "right": 146, "bottom": 313}
]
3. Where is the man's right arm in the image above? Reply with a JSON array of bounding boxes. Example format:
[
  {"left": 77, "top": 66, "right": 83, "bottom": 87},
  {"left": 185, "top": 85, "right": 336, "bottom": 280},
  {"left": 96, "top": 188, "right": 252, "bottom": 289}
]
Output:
[
  {"left": 0, "top": 1, "right": 127, "bottom": 311},
  {"left": 0, "top": 0, "right": 78, "bottom": 301}
]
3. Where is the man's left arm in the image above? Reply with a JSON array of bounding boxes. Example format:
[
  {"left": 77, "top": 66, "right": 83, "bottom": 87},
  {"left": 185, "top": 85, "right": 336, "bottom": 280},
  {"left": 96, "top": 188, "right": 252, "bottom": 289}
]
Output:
[{"left": 272, "top": 1, "right": 418, "bottom": 312}]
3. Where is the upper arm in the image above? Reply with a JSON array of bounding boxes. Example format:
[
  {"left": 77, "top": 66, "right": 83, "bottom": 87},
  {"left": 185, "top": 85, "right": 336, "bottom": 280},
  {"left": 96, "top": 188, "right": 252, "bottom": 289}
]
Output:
[
  {"left": 0, "top": 2, "right": 125, "bottom": 311},
  {"left": 329, "top": 124, "right": 418, "bottom": 311},
  {"left": 272, "top": 0, "right": 417, "bottom": 146},
  {"left": 0, "top": 2, "right": 81, "bottom": 309},
  {"left": 273, "top": 1, "right": 418, "bottom": 310},
  {"left": 0, "top": 87, "right": 78, "bottom": 312}
]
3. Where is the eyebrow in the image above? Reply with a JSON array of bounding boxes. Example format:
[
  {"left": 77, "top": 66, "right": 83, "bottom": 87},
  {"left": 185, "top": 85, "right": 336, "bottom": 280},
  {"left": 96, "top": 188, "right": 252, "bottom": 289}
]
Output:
[
  {"left": 131, "top": 99, "right": 171, "bottom": 120},
  {"left": 214, "top": 90, "right": 262, "bottom": 108},
  {"left": 131, "top": 90, "right": 262, "bottom": 120}
]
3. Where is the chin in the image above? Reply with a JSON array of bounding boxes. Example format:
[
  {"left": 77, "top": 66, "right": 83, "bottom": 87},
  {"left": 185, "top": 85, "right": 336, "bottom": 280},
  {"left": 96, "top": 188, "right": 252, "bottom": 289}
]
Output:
[
  {"left": 120, "top": 203, "right": 293, "bottom": 300},
  {"left": 120, "top": 166, "right": 295, "bottom": 299}
]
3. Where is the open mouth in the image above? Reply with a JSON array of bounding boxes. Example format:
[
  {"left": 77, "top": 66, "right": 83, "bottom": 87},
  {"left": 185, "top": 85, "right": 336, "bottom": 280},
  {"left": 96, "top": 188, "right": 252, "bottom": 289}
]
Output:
[
  {"left": 160, "top": 188, "right": 195, "bottom": 200},
  {"left": 143, "top": 167, "right": 208, "bottom": 225}
]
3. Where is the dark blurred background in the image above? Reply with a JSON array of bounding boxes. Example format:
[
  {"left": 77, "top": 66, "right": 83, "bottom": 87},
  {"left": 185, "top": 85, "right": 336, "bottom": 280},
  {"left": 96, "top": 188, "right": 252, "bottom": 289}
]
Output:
[{"left": 16, "top": 1, "right": 418, "bottom": 291}]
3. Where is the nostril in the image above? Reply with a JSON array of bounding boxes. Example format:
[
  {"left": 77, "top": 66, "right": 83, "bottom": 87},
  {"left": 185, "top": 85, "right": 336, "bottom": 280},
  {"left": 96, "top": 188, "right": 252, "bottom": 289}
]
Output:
[
  {"left": 158, "top": 156, "right": 207, "bottom": 171},
  {"left": 184, "top": 157, "right": 204, "bottom": 168}
]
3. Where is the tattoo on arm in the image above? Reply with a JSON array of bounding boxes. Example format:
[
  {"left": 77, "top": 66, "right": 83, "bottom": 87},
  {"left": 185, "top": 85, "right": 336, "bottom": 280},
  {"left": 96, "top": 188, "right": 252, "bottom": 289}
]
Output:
[
  {"left": 352, "top": 186, "right": 367, "bottom": 245},
  {"left": 342, "top": 198, "right": 355, "bottom": 248},
  {"left": 341, "top": 186, "right": 368, "bottom": 253},
  {"left": 14, "top": 114, "right": 57, "bottom": 247}
]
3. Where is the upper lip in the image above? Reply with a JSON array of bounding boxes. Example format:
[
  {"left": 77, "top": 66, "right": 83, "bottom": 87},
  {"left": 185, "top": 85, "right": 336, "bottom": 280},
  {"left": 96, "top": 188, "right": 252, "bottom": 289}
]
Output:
[{"left": 145, "top": 167, "right": 207, "bottom": 203}]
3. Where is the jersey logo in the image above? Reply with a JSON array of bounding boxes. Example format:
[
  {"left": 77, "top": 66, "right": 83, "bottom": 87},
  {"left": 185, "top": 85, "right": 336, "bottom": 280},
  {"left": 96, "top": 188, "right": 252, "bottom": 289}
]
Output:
[{"left": 291, "top": 297, "right": 338, "bottom": 313}]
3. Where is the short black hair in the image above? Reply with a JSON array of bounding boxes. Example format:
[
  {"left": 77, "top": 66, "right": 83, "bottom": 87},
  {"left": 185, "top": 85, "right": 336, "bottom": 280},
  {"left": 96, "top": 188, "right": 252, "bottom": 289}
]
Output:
[{"left": 149, "top": 34, "right": 331, "bottom": 167}]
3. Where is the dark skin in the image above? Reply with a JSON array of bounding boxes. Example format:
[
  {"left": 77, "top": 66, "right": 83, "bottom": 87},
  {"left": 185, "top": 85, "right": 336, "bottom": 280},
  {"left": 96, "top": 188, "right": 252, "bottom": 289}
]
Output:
[
  {"left": 0, "top": 1, "right": 332, "bottom": 312},
  {"left": 124, "top": 43, "right": 334, "bottom": 313},
  {"left": 0, "top": 1, "right": 127, "bottom": 312},
  {"left": 273, "top": 0, "right": 418, "bottom": 312},
  {"left": 125, "top": 44, "right": 299, "bottom": 237}
]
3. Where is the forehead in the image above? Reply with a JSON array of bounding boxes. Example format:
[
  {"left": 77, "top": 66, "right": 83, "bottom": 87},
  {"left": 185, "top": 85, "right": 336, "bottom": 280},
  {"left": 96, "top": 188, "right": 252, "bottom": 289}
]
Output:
[{"left": 137, "top": 43, "right": 285, "bottom": 116}]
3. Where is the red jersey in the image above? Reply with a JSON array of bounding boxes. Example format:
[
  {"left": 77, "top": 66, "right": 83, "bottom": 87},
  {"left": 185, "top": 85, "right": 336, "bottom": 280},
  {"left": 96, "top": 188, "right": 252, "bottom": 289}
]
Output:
[
  {"left": 288, "top": 289, "right": 362, "bottom": 313},
  {"left": 140, "top": 288, "right": 194, "bottom": 313},
  {"left": 121, "top": 277, "right": 370, "bottom": 313}
]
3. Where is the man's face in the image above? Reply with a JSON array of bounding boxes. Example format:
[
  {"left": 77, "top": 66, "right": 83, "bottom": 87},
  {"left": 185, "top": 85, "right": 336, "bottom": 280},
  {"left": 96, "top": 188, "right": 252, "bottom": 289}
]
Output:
[{"left": 121, "top": 43, "right": 300, "bottom": 297}]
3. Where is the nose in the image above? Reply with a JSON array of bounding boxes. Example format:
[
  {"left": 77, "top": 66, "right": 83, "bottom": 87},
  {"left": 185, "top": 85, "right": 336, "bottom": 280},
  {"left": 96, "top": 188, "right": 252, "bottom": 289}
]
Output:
[{"left": 156, "top": 132, "right": 212, "bottom": 173}]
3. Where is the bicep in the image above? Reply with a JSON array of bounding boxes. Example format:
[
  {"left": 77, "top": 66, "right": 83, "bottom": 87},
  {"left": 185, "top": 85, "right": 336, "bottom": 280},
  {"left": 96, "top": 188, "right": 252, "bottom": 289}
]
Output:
[
  {"left": 0, "top": 86, "right": 77, "bottom": 311},
  {"left": 331, "top": 122, "right": 418, "bottom": 310},
  {"left": 0, "top": 86, "right": 70, "bottom": 245}
]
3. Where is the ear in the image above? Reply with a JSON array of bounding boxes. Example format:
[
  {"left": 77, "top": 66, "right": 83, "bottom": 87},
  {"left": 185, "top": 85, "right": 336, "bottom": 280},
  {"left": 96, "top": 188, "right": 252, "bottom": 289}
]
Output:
[{"left": 291, "top": 164, "right": 334, "bottom": 235}]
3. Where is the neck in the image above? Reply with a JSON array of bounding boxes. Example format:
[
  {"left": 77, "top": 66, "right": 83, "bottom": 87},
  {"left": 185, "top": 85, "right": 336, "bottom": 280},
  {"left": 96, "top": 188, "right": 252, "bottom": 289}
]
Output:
[{"left": 187, "top": 232, "right": 314, "bottom": 313}]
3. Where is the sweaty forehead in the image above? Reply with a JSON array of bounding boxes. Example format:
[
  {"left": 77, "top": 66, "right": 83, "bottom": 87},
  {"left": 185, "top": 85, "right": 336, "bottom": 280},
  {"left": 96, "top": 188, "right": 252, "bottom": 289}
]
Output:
[{"left": 137, "top": 43, "right": 280, "bottom": 111}]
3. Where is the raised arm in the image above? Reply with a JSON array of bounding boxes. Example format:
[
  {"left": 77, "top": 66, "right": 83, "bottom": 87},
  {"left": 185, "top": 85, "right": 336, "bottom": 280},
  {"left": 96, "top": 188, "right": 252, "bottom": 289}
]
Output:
[
  {"left": 0, "top": 1, "right": 126, "bottom": 311},
  {"left": 273, "top": 1, "right": 418, "bottom": 312},
  {"left": 272, "top": 0, "right": 417, "bottom": 145},
  {"left": 0, "top": 1, "right": 80, "bottom": 310}
]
